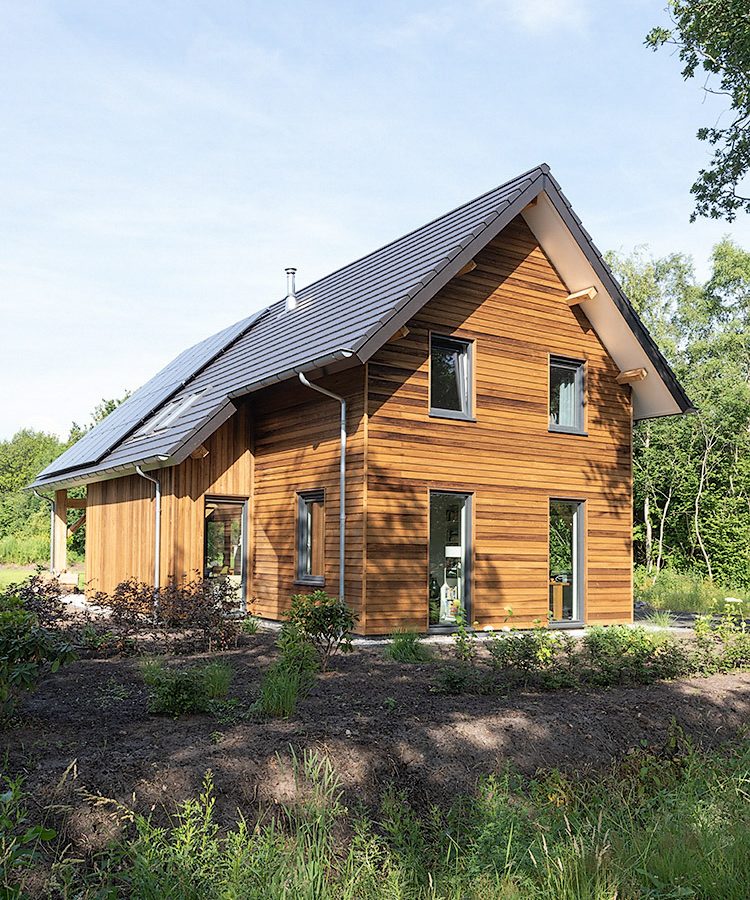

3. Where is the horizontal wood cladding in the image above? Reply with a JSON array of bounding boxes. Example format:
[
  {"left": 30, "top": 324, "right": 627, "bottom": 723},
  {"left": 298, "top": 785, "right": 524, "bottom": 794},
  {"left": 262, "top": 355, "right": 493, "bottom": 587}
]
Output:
[
  {"left": 251, "top": 369, "right": 367, "bottom": 628},
  {"left": 365, "top": 215, "right": 633, "bottom": 634}
]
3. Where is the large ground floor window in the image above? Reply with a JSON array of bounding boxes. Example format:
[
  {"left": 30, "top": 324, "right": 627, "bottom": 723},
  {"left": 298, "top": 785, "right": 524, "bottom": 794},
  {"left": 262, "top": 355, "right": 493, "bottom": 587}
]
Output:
[
  {"left": 549, "top": 499, "right": 584, "bottom": 623},
  {"left": 429, "top": 491, "right": 471, "bottom": 628},
  {"left": 204, "top": 498, "right": 247, "bottom": 605}
]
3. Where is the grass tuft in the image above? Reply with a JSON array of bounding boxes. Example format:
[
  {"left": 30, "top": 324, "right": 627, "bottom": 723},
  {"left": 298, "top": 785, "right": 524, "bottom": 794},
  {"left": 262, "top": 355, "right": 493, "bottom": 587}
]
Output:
[{"left": 386, "top": 629, "right": 433, "bottom": 663}]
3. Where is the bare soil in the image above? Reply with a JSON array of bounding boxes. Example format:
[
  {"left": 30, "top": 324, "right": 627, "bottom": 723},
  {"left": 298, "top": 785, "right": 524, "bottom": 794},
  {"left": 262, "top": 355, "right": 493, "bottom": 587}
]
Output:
[{"left": 2, "top": 633, "right": 749, "bottom": 854}]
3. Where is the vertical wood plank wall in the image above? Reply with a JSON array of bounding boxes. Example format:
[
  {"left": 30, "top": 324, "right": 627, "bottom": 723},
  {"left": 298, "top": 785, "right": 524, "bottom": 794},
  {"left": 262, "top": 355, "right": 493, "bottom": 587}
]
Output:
[
  {"left": 251, "top": 370, "right": 367, "bottom": 627},
  {"left": 85, "top": 403, "right": 253, "bottom": 595},
  {"left": 86, "top": 474, "right": 156, "bottom": 594},
  {"left": 364, "top": 215, "right": 633, "bottom": 633},
  {"left": 159, "top": 402, "right": 253, "bottom": 583}
]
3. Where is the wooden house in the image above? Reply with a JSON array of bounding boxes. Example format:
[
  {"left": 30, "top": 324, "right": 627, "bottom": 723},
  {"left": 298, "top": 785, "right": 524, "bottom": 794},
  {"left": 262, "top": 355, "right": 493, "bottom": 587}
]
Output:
[{"left": 32, "top": 165, "right": 693, "bottom": 633}]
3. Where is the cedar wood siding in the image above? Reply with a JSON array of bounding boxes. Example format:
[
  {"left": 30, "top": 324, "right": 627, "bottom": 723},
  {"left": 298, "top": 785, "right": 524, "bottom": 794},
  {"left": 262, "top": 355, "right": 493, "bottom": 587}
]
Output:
[
  {"left": 364, "top": 215, "right": 633, "bottom": 633},
  {"left": 86, "top": 404, "right": 253, "bottom": 595},
  {"left": 86, "top": 473, "right": 156, "bottom": 594},
  {"left": 251, "top": 369, "right": 367, "bottom": 627},
  {"left": 85, "top": 214, "right": 632, "bottom": 633}
]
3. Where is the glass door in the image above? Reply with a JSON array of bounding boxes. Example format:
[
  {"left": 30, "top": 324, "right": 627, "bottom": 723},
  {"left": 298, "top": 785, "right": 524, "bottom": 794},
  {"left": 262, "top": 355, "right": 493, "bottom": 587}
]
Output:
[
  {"left": 429, "top": 492, "right": 471, "bottom": 628},
  {"left": 549, "top": 499, "right": 584, "bottom": 623},
  {"left": 204, "top": 498, "right": 247, "bottom": 608}
]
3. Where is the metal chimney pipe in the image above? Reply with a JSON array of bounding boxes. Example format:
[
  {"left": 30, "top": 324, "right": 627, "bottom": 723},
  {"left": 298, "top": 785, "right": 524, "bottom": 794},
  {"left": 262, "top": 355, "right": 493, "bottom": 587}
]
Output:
[{"left": 285, "top": 267, "right": 298, "bottom": 312}]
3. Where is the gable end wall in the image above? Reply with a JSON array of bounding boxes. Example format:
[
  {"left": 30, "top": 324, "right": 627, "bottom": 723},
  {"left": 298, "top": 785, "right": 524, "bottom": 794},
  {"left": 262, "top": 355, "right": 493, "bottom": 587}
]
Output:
[{"left": 364, "top": 216, "right": 633, "bottom": 633}]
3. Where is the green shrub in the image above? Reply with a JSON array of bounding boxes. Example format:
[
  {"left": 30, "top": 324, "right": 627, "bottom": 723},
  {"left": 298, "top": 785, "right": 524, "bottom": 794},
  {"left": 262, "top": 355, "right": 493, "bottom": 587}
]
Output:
[
  {"left": 582, "top": 625, "right": 691, "bottom": 686},
  {"left": 0, "top": 591, "right": 75, "bottom": 719},
  {"left": 287, "top": 591, "right": 357, "bottom": 670},
  {"left": 386, "top": 630, "right": 432, "bottom": 663},
  {"left": 487, "top": 624, "right": 567, "bottom": 673},
  {"left": 694, "top": 599, "right": 750, "bottom": 673},
  {"left": 141, "top": 660, "right": 232, "bottom": 717}
]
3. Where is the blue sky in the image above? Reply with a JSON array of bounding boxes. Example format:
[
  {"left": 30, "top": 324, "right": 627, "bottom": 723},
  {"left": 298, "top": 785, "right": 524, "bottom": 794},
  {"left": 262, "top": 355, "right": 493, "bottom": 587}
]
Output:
[{"left": 2, "top": 0, "right": 749, "bottom": 440}]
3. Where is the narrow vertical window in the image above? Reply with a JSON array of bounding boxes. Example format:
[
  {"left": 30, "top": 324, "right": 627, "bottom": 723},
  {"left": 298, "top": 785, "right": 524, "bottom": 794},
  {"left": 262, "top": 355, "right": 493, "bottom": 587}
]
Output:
[
  {"left": 204, "top": 498, "right": 246, "bottom": 607},
  {"left": 430, "top": 335, "right": 472, "bottom": 419},
  {"left": 296, "top": 490, "right": 325, "bottom": 585},
  {"left": 549, "top": 357, "right": 584, "bottom": 433},
  {"left": 428, "top": 491, "right": 471, "bottom": 628},
  {"left": 549, "top": 499, "right": 584, "bottom": 623}
]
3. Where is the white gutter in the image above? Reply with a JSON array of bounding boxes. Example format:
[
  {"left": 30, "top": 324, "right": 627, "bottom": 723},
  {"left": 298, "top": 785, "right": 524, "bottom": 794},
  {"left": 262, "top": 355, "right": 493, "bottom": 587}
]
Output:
[
  {"left": 298, "top": 366, "right": 351, "bottom": 603},
  {"left": 135, "top": 466, "right": 161, "bottom": 590}
]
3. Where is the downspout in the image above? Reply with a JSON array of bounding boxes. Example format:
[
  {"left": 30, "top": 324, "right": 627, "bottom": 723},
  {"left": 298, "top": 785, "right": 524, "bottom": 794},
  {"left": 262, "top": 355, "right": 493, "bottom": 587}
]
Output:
[
  {"left": 298, "top": 368, "right": 351, "bottom": 603},
  {"left": 135, "top": 466, "right": 161, "bottom": 591},
  {"left": 33, "top": 490, "right": 56, "bottom": 573}
]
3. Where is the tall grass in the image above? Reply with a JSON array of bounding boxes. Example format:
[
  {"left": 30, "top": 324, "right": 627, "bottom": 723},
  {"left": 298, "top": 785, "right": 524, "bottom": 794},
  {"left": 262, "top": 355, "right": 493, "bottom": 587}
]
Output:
[
  {"left": 11, "top": 739, "right": 750, "bottom": 897},
  {"left": 0, "top": 536, "right": 49, "bottom": 565},
  {"left": 386, "top": 629, "right": 433, "bottom": 663},
  {"left": 635, "top": 566, "right": 750, "bottom": 613}
]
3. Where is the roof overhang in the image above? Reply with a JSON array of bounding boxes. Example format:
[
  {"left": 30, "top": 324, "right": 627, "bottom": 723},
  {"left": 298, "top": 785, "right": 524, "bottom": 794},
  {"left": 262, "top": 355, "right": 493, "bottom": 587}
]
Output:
[{"left": 522, "top": 183, "right": 695, "bottom": 420}]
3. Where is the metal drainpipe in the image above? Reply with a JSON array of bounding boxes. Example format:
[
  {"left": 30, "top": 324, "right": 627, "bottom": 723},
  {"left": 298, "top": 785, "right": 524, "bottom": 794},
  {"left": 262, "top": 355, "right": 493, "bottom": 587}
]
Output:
[
  {"left": 135, "top": 466, "right": 161, "bottom": 591},
  {"left": 33, "top": 490, "right": 56, "bottom": 573},
  {"left": 298, "top": 370, "right": 349, "bottom": 603}
]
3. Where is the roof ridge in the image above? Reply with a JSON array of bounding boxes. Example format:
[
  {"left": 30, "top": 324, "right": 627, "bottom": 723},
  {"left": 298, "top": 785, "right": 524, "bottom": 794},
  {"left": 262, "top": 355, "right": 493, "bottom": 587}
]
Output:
[{"left": 290, "top": 164, "right": 549, "bottom": 301}]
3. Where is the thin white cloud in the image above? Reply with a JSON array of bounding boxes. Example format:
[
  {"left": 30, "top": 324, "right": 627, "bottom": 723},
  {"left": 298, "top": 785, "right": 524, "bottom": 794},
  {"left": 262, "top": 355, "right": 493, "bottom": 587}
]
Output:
[{"left": 487, "top": 0, "right": 589, "bottom": 33}]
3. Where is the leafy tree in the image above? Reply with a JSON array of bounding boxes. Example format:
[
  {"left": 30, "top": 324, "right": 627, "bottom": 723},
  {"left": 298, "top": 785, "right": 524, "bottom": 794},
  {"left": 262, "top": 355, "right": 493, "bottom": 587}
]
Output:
[
  {"left": 0, "top": 396, "right": 129, "bottom": 564},
  {"left": 610, "top": 239, "right": 750, "bottom": 588},
  {"left": 646, "top": 1, "right": 750, "bottom": 221}
]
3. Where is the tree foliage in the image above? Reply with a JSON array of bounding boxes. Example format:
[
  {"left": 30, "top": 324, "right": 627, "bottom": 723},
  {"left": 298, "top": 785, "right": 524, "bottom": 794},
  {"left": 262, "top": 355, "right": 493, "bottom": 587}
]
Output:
[
  {"left": 647, "top": 0, "right": 750, "bottom": 221},
  {"left": 608, "top": 238, "right": 750, "bottom": 587},
  {"left": 0, "top": 395, "right": 129, "bottom": 564}
]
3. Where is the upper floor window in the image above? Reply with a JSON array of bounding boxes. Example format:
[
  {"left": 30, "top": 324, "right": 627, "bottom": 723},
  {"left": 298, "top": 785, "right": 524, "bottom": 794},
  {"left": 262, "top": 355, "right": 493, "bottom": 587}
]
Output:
[
  {"left": 296, "top": 490, "right": 325, "bottom": 585},
  {"left": 430, "top": 335, "right": 473, "bottom": 420},
  {"left": 549, "top": 357, "right": 585, "bottom": 434}
]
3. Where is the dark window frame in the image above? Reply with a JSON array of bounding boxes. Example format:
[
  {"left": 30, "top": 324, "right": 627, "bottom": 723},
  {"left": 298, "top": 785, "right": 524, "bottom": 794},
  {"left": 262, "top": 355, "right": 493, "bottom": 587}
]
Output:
[
  {"left": 295, "top": 489, "right": 326, "bottom": 587},
  {"left": 203, "top": 495, "right": 248, "bottom": 612},
  {"left": 429, "top": 334, "right": 474, "bottom": 421},
  {"left": 548, "top": 355, "right": 586, "bottom": 435}
]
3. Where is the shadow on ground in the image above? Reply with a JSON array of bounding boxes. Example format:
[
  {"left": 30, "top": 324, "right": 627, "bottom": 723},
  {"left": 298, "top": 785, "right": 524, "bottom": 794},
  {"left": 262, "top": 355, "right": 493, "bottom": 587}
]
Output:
[{"left": 2, "top": 634, "right": 749, "bottom": 850}]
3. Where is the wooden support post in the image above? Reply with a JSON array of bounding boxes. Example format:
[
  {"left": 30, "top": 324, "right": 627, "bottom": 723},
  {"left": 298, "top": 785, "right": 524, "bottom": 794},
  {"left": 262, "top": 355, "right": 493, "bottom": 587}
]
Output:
[
  {"left": 616, "top": 367, "right": 648, "bottom": 385},
  {"left": 566, "top": 286, "right": 598, "bottom": 306},
  {"left": 53, "top": 489, "right": 68, "bottom": 573}
]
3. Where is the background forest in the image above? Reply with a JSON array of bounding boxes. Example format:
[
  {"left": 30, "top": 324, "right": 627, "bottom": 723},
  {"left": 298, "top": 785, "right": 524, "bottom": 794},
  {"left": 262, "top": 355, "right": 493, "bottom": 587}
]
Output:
[{"left": 2, "top": 236, "right": 749, "bottom": 610}]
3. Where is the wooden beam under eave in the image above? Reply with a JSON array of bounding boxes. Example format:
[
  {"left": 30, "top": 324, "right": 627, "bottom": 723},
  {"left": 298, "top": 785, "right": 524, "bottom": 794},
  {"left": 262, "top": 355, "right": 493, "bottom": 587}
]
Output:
[
  {"left": 616, "top": 367, "right": 648, "bottom": 385},
  {"left": 457, "top": 260, "right": 477, "bottom": 277},
  {"left": 67, "top": 497, "right": 87, "bottom": 509},
  {"left": 566, "top": 286, "right": 598, "bottom": 306},
  {"left": 190, "top": 445, "right": 210, "bottom": 460}
]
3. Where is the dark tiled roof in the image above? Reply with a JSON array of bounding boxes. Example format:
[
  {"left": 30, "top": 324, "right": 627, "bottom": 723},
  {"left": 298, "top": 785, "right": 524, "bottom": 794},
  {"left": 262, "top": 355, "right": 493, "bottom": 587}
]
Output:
[{"left": 31, "top": 164, "right": 692, "bottom": 490}]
